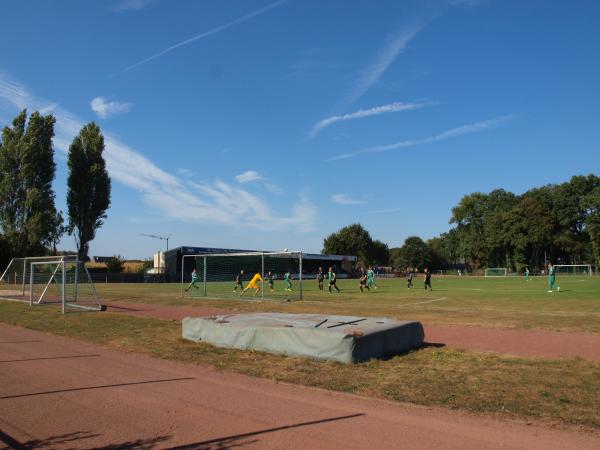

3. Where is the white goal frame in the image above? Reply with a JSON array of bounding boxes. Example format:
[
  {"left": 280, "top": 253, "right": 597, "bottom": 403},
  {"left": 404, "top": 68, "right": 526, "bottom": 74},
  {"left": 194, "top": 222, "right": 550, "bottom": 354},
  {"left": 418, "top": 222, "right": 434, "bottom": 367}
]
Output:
[
  {"left": 0, "top": 256, "right": 101, "bottom": 313},
  {"left": 0, "top": 255, "right": 78, "bottom": 299},
  {"left": 553, "top": 264, "right": 593, "bottom": 276},
  {"left": 181, "top": 251, "right": 304, "bottom": 300},
  {"left": 484, "top": 267, "right": 508, "bottom": 277}
]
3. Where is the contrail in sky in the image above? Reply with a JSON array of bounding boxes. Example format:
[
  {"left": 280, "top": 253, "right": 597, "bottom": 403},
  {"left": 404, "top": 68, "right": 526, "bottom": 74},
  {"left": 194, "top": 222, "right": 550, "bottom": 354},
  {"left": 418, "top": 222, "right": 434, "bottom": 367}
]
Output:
[{"left": 124, "top": 0, "right": 286, "bottom": 72}]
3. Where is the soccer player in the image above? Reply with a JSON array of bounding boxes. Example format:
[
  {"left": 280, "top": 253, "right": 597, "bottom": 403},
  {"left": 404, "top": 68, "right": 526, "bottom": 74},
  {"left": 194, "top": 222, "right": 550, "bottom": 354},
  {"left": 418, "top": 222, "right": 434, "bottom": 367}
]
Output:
[
  {"left": 266, "top": 271, "right": 275, "bottom": 292},
  {"left": 547, "top": 263, "right": 560, "bottom": 292},
  {"left": 359, "top": 272, "right": 369, "bottom": 293},
  {"left": 424, "top": 268, "right": 432, "bottom": 291},
  {"left": 367, "top": 266, "right": 378, "bottom": 290},
  {"left": 524, "top": 267, "right": 530, "bottom": 282},
  {"left": 407, "top": 269, "right": 414, "bottom": 288},
  {"left": 241, "top": 272, "right": 262, "bottom": 297},
  {"left": 184, "top": 268, "right": 200, "bottom": 292},
  {"left": 284, "top": 271, "right": 293, "bottom": 292},
  {"left": 328, "top": 267, "right": 341, "bottom": 293},
  {"left": 233, "top": 270, "right": 244, "bottom": 292},
  {"left": 316, "top": 267, "right": 325, "bottom": 291}
]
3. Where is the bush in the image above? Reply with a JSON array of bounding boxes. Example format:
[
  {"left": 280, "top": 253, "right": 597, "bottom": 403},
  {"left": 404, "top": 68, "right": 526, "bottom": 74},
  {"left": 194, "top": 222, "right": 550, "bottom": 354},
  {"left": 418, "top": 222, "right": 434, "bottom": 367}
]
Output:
[{"left": 105, "top": 254, "right": 125, "bottom": 273}]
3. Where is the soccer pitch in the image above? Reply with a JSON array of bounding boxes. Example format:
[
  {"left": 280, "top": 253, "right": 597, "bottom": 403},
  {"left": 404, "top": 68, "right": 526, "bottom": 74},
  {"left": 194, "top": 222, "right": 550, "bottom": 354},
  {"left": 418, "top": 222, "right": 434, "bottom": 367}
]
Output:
[{"left": 95, "top": 275, "right": 600, "bottom": 333}]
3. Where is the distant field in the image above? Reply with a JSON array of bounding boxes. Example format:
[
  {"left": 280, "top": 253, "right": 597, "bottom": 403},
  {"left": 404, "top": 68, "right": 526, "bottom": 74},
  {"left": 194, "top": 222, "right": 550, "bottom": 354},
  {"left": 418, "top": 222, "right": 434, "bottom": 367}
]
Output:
[{"left": 92, "top": 275, "right": 600, "bottom": 333}]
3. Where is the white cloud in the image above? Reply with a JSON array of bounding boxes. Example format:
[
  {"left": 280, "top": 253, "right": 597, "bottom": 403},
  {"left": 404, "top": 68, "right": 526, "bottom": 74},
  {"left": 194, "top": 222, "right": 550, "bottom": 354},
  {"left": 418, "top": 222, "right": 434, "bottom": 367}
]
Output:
[
  {"left": 337, "top": 21, "right": 427, "bottom": 111},
  {"left": 90, "top": 97, "right": 132, "bottom": 119},
  {"left": 328, "top": 114, "right": 519, "bottom": 161},
  {"left": 235, "top": 170, "right": 263, "bottom": 183},
  {"left": 0, "top": 72, "right": 315, "bottom": 232},
  {"left": 112, "top": 0, "right": 156, "bottom": 12},
  {"left": 124, "top": 0, "right": 287, "bottom": 71},
  {"left": 331, "top": 194, "right": 367, "bottom": 205},
  {"left": 235, "top": 170, "right": 283, "bottom": 195},
  {"left": 309, "top": 100, "right": 433, "bottom": 138}
]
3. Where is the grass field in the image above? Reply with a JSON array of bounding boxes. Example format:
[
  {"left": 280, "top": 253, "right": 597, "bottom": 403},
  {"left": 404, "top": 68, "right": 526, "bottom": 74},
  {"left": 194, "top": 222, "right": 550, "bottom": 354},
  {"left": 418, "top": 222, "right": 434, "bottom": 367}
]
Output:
[
  {"left": 2, "top": 274, "right": 600, "bottom": 430},
  {"left": 95, "top": 275, "right": 600, "bottom": 333}
]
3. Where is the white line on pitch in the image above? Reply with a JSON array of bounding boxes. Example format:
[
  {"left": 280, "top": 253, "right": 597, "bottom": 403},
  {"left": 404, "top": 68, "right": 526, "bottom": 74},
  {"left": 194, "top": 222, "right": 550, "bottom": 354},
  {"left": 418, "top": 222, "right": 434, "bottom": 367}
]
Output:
[{"left": 397, "top": 297, "right": 448, "bottom": 307}]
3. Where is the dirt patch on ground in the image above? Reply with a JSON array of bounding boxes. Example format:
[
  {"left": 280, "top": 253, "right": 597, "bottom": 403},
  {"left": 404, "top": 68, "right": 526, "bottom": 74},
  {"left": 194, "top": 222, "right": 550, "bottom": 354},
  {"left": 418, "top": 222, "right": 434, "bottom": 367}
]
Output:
[{"left": 1, "top": 323, "right": 598, "bottom": 449}]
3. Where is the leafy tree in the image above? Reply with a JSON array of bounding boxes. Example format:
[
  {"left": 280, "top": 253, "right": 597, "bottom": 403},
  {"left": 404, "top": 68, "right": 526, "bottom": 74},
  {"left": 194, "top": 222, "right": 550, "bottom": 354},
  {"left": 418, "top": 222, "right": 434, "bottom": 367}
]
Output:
[
  {"left": 322, "top": 224, "right": 372, "bottom": 264},
  {"left": 105, "top": 254, "right": 124, "bottom": 273},
  {"left": 322, "top": 223, "right": 387, "bottom": 267},
  {"left": 583, "top": 186, "right": 600, "bottom": 270},
  {"left": 394, "top": 236, "right": 430, "bottom": 271},
  {"left": 0, "top": 110, "right": 62, "bottom": 256},
  {"left": 67, "top": 123, "right": 111, "bottom": 262},
  {"left": 369, "top": 239, "right": 390, "bottom": 266}
]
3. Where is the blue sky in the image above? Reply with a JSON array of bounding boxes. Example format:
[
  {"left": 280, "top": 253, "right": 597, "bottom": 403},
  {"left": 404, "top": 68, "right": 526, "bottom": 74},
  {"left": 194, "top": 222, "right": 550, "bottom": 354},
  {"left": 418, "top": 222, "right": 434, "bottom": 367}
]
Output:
[{"left": 1, "top": 0, "right": 598, "bottom": 258}]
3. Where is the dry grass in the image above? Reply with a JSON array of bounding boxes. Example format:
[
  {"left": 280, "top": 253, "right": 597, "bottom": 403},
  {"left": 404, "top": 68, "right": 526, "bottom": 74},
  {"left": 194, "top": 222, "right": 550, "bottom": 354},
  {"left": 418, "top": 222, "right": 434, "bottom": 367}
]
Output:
[
  {"left": 92, "top": 276, "right": 600, "bottom": 333},
  {"left": 1, "top": 300, "right": 599, "bottom": 430}
]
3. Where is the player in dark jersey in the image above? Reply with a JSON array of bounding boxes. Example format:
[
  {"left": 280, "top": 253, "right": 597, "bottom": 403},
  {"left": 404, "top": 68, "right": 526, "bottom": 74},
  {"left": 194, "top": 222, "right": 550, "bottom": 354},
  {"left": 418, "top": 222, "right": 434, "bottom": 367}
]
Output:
[
  {"left": 233, "top": 269, "right": 244, "bottom": 292},
  {"left": 359, "top": 272, "right": 369, "bottom": 293},
  {"left": 266, "top": 271, "right": 275, "bottom": 292},
  {"left": 316, "top": 267, "right": 325, "bottom": 291},
  {"left": 406, "top": 269, "right": 414, "bottom": 288},
  {"left": 424, "top": 268, "right": 432, "bottom": 291}
]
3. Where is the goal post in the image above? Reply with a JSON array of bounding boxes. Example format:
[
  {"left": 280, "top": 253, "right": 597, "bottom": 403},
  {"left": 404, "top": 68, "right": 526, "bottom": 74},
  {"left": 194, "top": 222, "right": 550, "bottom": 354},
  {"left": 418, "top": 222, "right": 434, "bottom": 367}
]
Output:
[
  {"left": 484, "top": 267, "right": 508, "bottom": 277},
  {"left": 553, "top": 264, "right": 593, "bottom": 276},
  {"left": 181, "top": 251, "right": 303, "bottom": 301},
  {"left": 0, "top": 255, "right": 78, "bottom": 300},
  {"left": 0, "top": 256, "right": 102, "bottom": 313}
]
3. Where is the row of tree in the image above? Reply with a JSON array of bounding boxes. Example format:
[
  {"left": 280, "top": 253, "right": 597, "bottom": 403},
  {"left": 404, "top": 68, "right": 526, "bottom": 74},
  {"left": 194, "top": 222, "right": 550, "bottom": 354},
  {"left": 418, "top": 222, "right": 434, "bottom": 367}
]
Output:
[
  {"left": 0, "top": 110, "right": 111, "bottom": 267},
  {"left": 322, "top": 175, "right": 600, "bottom": 272}
]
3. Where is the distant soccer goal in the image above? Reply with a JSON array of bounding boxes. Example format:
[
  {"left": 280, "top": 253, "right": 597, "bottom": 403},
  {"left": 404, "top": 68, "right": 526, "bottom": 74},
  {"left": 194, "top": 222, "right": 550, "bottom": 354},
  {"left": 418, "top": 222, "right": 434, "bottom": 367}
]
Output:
[
  {"left": 554, "top": 264, "right": 593, "bottom": 276},
  {"left": 181, "top": 251, "right": 303, "bottom": 301},
  {"left": 484, "top": 267, "right": 508, "bottom": 277},
  {"left": 0, "top": 256, "right": 102, "bottom": 313}
]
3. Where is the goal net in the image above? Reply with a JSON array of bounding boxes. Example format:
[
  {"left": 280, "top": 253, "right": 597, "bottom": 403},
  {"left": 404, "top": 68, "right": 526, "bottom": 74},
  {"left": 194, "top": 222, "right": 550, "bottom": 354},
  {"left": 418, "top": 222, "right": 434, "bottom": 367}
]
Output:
[
  {"left": 181, "top": 252, "right": 303, "bottom": 301},
  {"left": 484, "top": 267, "right": 508, "bottom": 277},
  {"left": 0, "top": 256, "right": 102, "bottom": 312},
  {"left": 554, "top": 264, "right": 593, "bottom": 276}
]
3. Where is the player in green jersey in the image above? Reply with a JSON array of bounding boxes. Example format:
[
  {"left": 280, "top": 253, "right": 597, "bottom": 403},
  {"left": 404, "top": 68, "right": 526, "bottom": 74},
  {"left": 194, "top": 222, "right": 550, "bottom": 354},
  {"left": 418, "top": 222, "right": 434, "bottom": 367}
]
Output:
[
  {"left": 328, "top": 267, "right": 341, "bottom": 293},
  {"left": 184, "top": 268, "right": 200, "bottom": 292},
  {"left": 367, "top": 266, "right": 377, "bottom": 290},
  {"left": 284, "top": 271, "right": 293, "bottom": 291},
  {"left": 524, "top": 267, "right": 530, "bottom": 282},
  {"left": 547, "top": 263, "right": 560, "bottom": 292}
]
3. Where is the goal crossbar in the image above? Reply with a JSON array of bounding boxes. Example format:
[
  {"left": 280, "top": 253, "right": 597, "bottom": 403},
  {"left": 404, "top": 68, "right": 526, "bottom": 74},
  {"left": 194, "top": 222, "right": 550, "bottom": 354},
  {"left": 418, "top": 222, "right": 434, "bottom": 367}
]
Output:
[
  {"left": 484, "top": 267, "right": 508, "bottom": 277},
  {"left": 553, "top": 264, "right": 593, "bottom": 276}
]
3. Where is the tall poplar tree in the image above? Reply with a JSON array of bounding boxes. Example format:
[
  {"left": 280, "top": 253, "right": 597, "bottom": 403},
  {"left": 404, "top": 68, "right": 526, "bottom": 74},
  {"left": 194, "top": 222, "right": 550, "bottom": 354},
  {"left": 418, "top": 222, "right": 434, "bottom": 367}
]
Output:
[
  {"left": 0, "top": 110, "right": 62, "bottom": 256},
  {"left": 67, "top": 123, "right": 111, "bottom": 261}
]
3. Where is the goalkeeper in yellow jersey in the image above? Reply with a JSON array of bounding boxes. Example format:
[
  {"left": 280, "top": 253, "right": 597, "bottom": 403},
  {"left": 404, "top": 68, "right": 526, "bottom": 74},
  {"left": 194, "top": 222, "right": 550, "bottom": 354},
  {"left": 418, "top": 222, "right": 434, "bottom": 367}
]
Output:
[{"left": 241, "top": 272, "right": 263, "bottom": 297}]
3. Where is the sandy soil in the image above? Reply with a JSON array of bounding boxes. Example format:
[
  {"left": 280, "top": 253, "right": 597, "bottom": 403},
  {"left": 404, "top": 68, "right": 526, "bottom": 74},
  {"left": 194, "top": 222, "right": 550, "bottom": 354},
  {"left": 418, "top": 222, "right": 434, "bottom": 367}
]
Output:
[
  {"left": 1, "top": 323, "right": 598, "bottom": 450},
  {"left": 104, "top": 301, "right": 600, "bottom": 361}
]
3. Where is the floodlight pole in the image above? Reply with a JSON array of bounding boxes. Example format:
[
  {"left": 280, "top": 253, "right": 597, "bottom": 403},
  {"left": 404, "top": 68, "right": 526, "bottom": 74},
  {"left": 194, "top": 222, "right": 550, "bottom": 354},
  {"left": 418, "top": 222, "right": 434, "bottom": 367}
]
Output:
[{"left": 141, "top": 233, "right": 170, "bottom": 279}]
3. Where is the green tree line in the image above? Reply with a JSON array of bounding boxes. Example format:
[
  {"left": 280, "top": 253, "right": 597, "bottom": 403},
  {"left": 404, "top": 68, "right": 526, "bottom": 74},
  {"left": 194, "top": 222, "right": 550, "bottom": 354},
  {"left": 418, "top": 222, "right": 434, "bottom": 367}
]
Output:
[
  {"left": 0, "top": 110, "right": 111, "bottom": 267},
  {"left": 324, "top": 175, "right": 600, "bottom": 272}
]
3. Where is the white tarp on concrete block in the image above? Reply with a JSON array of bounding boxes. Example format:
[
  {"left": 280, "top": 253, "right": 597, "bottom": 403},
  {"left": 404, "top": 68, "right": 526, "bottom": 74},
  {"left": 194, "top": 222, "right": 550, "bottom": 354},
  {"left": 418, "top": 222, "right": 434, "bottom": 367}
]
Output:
[{"left": 182, "top": 313, "right": 424, "bottom": 363}]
